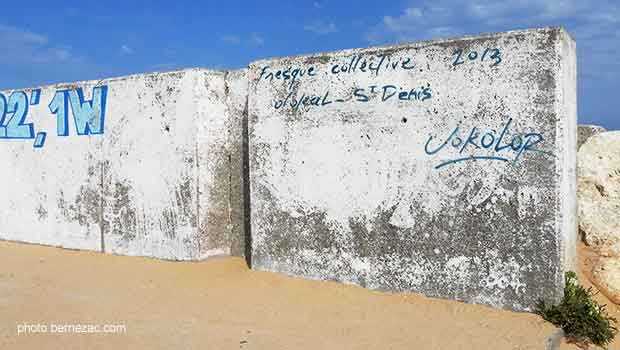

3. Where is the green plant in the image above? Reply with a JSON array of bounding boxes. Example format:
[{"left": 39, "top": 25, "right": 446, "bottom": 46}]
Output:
[{"left": 535, "top": 271, "right": 618, "bottom": 347}]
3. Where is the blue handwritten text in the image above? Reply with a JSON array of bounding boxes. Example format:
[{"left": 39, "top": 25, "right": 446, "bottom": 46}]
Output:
[
  {"left": 453, "top": 47, "right": 502, "bottom": 67},
  {"left": 424, "top": 117, "right": 550, "bottom": 169}
]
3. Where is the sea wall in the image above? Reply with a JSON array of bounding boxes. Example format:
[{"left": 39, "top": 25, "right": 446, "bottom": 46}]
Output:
[
  {"left": 0, "top": 68, "right": 247, "bottom": 260},
  {"left": 247, "top": 27, "right": 577, "bottom": 311},
  {"left": 0, "top": 27, "right": 578, "bottom": 311}
]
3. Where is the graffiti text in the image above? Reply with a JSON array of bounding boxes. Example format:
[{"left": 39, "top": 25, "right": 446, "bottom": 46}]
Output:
[
  {"left": 453, "top": 47, "right": 502, "bottom": 67},
  {"left": 0, "top": 86, "right": 108, "bottom": 148},
  {"left": 424, "top": 117, "right": 551, "bottom": 169}
]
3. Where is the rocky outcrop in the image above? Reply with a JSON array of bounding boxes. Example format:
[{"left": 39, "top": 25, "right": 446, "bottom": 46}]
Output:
[
  {"left": 579, "top": 131, "right": 620, "bottom": 305},
  {"left": 578, "top": 124, "right": 606, "bottom": 150},
  {"left": 591, "top": 258, "right": 620, "bottom": 304},
  {"left": 578, "top": 131, "right": 620, "bottom": 256}
]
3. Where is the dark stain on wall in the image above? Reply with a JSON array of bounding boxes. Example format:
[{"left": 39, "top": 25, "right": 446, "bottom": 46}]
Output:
[
  {"left": 109, "top": 181, "right": 137, "bottom": 242},
  {"left": 36, "top": 204, "right": 48, "bottom": 220},
  {"left": 57, "top": 181, "right": 101, "bottom": 239},
  {"left": 199, "top": 144, "right": 232, "bottom": 256},
  {"left": 252, "top": 170, "right": 560, "bottom": 310}
]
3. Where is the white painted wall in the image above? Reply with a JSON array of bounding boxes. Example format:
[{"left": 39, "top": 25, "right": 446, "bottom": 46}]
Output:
[
  {"left": 248, "top": 27, "right": 577, "bottom": 311},
  {"left": 0, "top": 68, "right": 245, "bottom": 260},
  {"left": 0, "top": 27, "right": 578, "bottom": 311},
  {"left": 0, "top": 82, "right": 103, "bottom": 251}
]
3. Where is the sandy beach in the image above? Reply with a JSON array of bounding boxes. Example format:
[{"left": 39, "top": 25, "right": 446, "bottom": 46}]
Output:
[{"left": 0, "top": 240, "right": 617, "bottom": 350}]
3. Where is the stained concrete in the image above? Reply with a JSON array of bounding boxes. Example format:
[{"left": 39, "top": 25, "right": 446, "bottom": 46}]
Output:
[
  {"left": 0, "top": 84, "right": 103, "bottom": 251},
  {"left": 0, "top": 27, "right": 578, "bottom": 312},
  {"left": 247, "top": 27, "right": 577, "bottom": 311},
  {"left": 225, "top": 69, "right": 250, "bottom": 258},
  {"left": 0, "top": 68, "right": 246, "bottom": 260}
]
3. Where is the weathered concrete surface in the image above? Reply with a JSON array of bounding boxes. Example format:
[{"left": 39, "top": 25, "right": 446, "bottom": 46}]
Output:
[
  {"left": 578, "top": 131, "right": 620, "bottom": 257},
  {"left": 577, "top": 124, "right": 606, "bottom": 150},
  {"left": 0, "top": 68, "right": 245, "bottom": 260},
  {"left": 0, "top": 83, "right": 103, "bottom": 251},
  {"left": 225, "top": 69, "right": 250, "bottom": 258},
  {"left": 248, "top": 27, "right": 577, "bottom": 311},
  {"left": 102, "top": 69, "right": 228, "bottom": 260}
]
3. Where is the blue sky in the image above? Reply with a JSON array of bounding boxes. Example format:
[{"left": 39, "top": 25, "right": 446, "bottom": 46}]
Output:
[{"left": 1, "top": 1, "right": 618, "bottom": 129}]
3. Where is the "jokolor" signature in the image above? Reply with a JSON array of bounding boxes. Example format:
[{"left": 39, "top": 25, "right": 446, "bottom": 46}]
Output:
[{"left": 424, "top": 118, "right": 552, "bottom": 170}]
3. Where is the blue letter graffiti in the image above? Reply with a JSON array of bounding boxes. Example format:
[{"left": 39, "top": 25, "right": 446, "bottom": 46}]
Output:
[
  {"left": 0, "top": 85, "right": 108, "bottom": 148},
  {"left": 49, "top": 86, "right": 108, "bottom": 137},
  {"left": 68, "top": 86, "right": 107, "bottom": 135},
  {"left": 48, "top": 89, "right": 69, "bottom": 136},
  {"left": 0, "top": 91, "right": 34, "bottom": 139}
]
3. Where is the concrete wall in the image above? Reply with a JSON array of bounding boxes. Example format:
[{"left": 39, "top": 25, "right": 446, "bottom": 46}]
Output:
[
  {"left": 247, "top": 27, "right": 577, "bottom": 311},
  {"left": 0, "top": 68, "right": 248, "bottom": 260},
  {"left": 0, "top": 26, "right": 578, "bottom": 311}
]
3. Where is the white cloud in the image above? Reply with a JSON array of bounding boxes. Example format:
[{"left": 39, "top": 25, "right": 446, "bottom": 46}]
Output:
[
  {"left": 313, "top": 2, "right": 322, "bottom": 9},
  {"left": 222, "top": 33, "right": 265, "bottom": 46},
  {"left": 304, "top": 21, "right": 338, "bottom": 35},
  {"left": 249, "top": 33, "right": 264, "bottom": 46},
  {"left": 0, "top": 24, "right": 48, "bottom": 45},
  {"left": 365, "top": 0, "right": 620, "bottom": 81},
  {"left": 383, "top": 8, "right": 422, "bottom": 33},
  {"left": 121, "top": 44, "right": 133, "bottom": 55},
  {"left": 366, "top": 5, "right": 461, "bottom": 43},
  {"left": 367, "top": 1, "right": 614, "bottom": 43},
  {"left": 426, "top": 26, "right": 455, "bottom": 38},
  {"left": 52, "top": 48, "right": 71, "bottom": 61},
  {"left": 221, "top": 35, "right": 241, "bottom": 44},
  {"left": 464, "top": 0, "right": 596, "bottom": 26},
  {"left": 27, "top": 47, "right": 76, "bottom": 64},
  {"left": 0, "top": 23, "right": 75, "bottom": 64},
  {"left": 464, "top": 0, "right": 620, "bottom": 80}
]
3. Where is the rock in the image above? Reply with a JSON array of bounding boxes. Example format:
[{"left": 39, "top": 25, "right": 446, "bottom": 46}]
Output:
[
  {"left": 578, "top": 124, "right": 606, "bottom": 150},
  {"left": 578, "top": 131, "right": 620, "bottom": 256},
  {"left": 591, "top": 257, "right": 620, "bottom": 305}
]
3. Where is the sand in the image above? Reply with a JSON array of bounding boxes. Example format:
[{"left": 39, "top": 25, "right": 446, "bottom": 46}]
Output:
[{"left": 0, "top": 240, "right": 617, "bottom": 350}]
